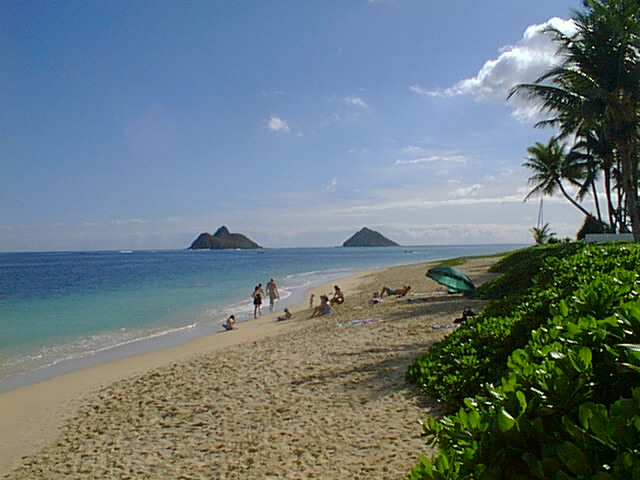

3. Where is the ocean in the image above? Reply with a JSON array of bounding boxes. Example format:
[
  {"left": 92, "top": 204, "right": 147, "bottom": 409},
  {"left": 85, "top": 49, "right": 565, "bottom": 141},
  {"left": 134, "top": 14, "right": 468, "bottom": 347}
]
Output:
[{"left": 0, "top": 245, "right": 523, "bottom": 392}]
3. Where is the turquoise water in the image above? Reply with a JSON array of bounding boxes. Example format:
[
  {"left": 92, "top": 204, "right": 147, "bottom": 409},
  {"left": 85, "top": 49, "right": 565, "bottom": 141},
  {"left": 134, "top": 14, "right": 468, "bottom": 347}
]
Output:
[{"left": 0, "top": 245, "right": 523, "bottom": 391}]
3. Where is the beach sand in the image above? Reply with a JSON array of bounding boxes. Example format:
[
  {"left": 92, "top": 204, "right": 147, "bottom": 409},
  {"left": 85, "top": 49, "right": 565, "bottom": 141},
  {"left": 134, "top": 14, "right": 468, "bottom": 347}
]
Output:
[{"left": 0, "top": 256, "right": 498, "bottom": 479}]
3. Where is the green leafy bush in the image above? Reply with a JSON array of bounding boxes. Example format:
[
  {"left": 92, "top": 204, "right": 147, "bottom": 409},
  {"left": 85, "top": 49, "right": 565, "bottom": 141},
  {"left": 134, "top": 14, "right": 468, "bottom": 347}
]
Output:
[
  {"left": 407, "top": 244, "right": 640, "bottom": 479},
  {"left": 407, "top": 244, "right": 583, "bottom": 406}
]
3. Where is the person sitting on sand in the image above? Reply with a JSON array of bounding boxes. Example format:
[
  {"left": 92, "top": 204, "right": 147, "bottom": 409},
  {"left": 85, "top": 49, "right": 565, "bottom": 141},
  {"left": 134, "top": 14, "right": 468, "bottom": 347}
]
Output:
[
  {"left": 222, "top": 315, "right": 236, "bottom": 331},
  {"left": 454, "top": 307, "right": 476, "bottom": 324},
  {"left": 380, "top": 285, "right": 411, "bottom": 297},
  {"left": 330, "top": 285, "right": 345, "bottom": 305},
  {"left": 369, "top": 291, "right": 383, "bottom": 305},
  {"left": 277, "top": 308, "right": 292, "bottom": 322},
  {"left": 309, "top": 295, "right": 331, "bottom": 318}
]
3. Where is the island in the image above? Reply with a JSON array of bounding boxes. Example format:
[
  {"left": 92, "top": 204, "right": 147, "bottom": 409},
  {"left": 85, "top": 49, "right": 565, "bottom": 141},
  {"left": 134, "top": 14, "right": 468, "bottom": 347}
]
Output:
[
  {"left": 342, "top": 227, "right": 399, "bottom": 247},
  {"left": 188, "top": 226, "right": 262, "bottom": 250}
]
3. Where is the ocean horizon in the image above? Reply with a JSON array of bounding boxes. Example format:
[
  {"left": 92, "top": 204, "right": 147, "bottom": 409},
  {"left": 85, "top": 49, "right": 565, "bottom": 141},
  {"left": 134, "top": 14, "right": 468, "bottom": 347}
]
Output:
[{"left": 0, "top": 244, "right": 525, "bottom": 392}]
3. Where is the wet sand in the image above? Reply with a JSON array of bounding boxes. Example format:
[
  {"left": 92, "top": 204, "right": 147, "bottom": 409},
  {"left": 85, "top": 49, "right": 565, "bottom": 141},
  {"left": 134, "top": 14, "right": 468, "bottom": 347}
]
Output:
[{"left": 0, "top": 256, "right": 498, "bottom": 479}]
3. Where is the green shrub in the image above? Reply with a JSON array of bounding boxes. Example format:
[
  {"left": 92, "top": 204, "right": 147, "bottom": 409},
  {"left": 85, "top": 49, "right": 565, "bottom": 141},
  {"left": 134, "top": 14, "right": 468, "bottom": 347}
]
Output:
[{"left": 407, "top": 244, "right": 640, "bottom": 479}]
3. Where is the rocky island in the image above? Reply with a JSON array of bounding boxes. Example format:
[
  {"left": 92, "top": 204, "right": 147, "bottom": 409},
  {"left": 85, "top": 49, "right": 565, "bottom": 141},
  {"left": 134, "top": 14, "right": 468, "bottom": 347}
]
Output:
[
  {"left": 342, "top": 227, "right": 399, "bottom": 247},
  {"left": 188, "top": 226, "right": 262, "bottom": 250}
]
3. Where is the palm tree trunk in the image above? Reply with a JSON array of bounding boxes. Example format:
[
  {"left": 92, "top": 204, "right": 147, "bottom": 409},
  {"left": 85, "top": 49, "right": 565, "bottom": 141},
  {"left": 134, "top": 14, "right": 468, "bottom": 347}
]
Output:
[
  {"left": 557, "top": 182, "right": 594, "bottom": 219},
  {"left": 620, "top": 149, "right": 640, "bottom": 241},
  {"left": 603, "top": 168, "right": 616, "bottom": 232},
  {"left": 591, "top": 181, "right": 603, "bottom": 224}
]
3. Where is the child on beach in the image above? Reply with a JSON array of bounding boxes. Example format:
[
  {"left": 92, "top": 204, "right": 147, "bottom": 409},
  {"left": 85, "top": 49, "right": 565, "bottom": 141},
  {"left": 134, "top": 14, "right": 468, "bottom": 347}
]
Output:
[
  {"left": 222, "top": 315, "right": 236, "bottom": 331},
  {"left": 277, "top": 308, "right": 292, "bottom": 322}
]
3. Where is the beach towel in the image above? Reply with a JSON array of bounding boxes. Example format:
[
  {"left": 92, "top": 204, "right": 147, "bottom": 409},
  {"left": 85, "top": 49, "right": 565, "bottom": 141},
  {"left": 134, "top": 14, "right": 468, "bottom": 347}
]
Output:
[{"left": 337, "top": 318, "right": 383, "bottom": 328}]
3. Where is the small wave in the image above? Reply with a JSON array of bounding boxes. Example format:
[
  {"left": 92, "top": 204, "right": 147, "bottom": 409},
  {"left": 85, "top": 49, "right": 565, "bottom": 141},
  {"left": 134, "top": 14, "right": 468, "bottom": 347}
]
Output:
[{"left": 1, "top": 322, "right": 200, "bottom": 384}]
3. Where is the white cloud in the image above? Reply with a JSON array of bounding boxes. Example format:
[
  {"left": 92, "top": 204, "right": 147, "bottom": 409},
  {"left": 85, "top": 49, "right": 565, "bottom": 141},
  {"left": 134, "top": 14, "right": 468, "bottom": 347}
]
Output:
[
  {"left": 449, "top": 183, "right": 483, "bottom": 198},
  {"left": 343, "top": 96, "right": 368, "bottom": 109},
  {"left": 267, "top": 115, "right": 290, "bottom": 132},
  {"left": 413, "top": 17, "right": 577, "bottom": 121},
  {"left": 110, "top": 218, "right": 147, "bottom": 226},
  {"left": 325, "top": 177, "right": 338, "bottom": 192},
  {"left": 395, "top": 154, "right": 466, "bottom": 166}
]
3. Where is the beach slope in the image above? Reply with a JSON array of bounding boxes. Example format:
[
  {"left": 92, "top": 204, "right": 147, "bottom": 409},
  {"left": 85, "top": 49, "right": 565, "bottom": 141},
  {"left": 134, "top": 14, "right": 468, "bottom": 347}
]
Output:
[{"left": 1, "top": 257, "right": 498, "bottom": 479}]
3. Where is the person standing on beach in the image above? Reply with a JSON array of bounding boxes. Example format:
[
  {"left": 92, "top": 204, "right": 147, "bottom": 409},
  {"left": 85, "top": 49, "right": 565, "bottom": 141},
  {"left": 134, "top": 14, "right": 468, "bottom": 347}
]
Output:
[
  {"left": 266, "top": 278, "right": 279, "bottom": 312},
  {"left": 252, "top": 284, "right": 264, "bottom": 319}
]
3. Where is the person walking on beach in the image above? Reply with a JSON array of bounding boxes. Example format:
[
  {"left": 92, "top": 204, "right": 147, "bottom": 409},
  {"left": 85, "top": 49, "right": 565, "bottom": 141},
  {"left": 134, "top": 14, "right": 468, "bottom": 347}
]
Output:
[
  {"left": 252, "top": 284, "right": 264, "bottom": 319},
  {"left": 266, "top": 278, "right": 279, "bottom": 312}
]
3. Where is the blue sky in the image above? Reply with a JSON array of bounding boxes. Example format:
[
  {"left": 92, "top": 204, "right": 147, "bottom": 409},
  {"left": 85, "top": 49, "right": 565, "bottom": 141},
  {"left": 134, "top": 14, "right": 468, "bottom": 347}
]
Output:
[{"left": 2, "top": 0, "right": 587, "bottom": 251}]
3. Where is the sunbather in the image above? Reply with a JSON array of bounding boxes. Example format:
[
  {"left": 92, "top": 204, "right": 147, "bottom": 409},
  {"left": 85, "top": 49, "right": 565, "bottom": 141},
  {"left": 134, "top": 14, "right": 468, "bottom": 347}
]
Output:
[
  {"left": 309, "top": 295, "right": 331, "bottom": 317},
  {"left": 380, "top": 285, "right": 411, "bottom": 297}
]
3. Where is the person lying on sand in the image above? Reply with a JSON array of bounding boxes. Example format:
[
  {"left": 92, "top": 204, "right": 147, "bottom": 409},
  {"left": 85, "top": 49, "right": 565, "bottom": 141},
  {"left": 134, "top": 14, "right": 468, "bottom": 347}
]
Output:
[
  {"left": 309, "top": 295, "right": 331, "bottom": 318},
  {"left": 277, "top": 308, "right": 292, "bottom": 322},
  {"left": 380, "top": 285, "right": 411, "bottom": 297},
  {"left": 222, "top": 315, "right": 236, "bottom": 331}
]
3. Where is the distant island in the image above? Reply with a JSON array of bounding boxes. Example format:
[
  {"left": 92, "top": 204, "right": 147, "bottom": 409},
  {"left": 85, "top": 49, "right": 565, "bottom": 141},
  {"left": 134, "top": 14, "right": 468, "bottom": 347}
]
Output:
[
  {"left": 342, "top": 227, "right": 399, "bottom": 247},
  {"left": 188, "top": 226, "right": 262, "bottom": 250}
]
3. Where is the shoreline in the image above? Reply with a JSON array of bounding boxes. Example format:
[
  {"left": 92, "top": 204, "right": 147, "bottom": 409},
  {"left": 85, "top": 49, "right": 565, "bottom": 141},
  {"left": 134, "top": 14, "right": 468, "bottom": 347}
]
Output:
[
  {"left": 0, "top": 267, "right": 380, "bottom": 476},
  {"left": 0, "top": 255, "right": 501, "bottom": 478},
  {"left": 0, "top": 266, "right": 361, "bottom": 394}
]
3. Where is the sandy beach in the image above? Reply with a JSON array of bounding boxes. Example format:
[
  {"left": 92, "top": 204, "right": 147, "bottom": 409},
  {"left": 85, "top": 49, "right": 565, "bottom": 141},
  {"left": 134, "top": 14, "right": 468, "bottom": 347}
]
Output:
[{"left": 0, "top": 256, "right": 498, "bottom": 479}]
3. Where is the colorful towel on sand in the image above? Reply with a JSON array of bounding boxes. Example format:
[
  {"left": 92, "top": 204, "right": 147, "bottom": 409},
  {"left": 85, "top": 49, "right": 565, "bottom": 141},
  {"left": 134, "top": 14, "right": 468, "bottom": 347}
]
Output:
[
  {"left": 431, "top": 323, "right": 458, "bottom": 329},
  {"left": 337, "top": 318, "right": 383, "bottom": 328}
]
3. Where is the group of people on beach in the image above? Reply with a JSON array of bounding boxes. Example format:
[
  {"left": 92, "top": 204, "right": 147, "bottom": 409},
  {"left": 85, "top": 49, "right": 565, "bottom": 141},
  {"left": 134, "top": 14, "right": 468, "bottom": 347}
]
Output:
[
  {"left": 251, "top": 278, "right": 280, "bottom": 319},
  {"left": 222, "top": 275, "right": 475, "bottom": 332},
  {"left": 308, "top": 285, "right": 344, "bottom": 318},
  {"left": 222, "top": 278, "right": 287, "bottom": 331},
  {"left": 223, "top": 281, "right": 349, "bottom": 331}
]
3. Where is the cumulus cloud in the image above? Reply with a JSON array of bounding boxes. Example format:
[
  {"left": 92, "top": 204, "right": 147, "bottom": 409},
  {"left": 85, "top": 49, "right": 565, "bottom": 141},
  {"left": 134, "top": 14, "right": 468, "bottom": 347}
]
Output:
[
  {"left": 412, "top": 17, "right": 577, "bottom": 121},
  {"left": 325, "top": 177, "right": 338, "bottom": 192},
  {"left": 267, "top": 115, "right": 290, "bottom": 132}
]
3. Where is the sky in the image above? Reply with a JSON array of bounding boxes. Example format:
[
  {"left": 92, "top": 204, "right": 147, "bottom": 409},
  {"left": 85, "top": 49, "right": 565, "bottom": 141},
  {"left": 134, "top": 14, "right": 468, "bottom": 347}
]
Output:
[{"left": 1, "top": 0, "right": 589, "bottom": 251}]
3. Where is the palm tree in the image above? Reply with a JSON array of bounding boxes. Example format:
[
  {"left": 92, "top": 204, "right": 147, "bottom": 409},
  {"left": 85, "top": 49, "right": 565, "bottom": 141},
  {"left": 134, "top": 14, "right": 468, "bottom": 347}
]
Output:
[
  {"left": 510, "top": 0, "right": 640, "bottom": 240},
  {"left": 531, "top": 223, "right": 556, "bottom": 245},
  {"left": 522, "top": 137, "right": 594, "bottom": 219}
]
